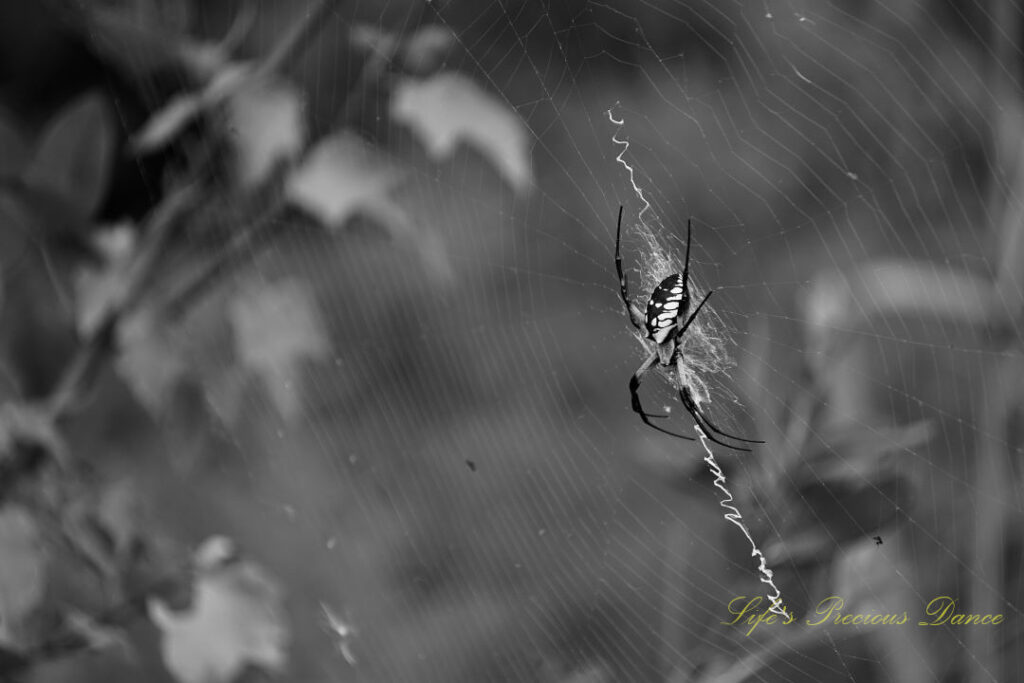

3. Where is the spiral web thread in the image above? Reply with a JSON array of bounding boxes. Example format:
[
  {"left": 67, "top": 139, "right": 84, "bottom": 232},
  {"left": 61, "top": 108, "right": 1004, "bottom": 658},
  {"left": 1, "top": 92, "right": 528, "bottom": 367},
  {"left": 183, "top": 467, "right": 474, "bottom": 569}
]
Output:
[{"left": 607, "top": 107, "right": 788, "bottom": 619}]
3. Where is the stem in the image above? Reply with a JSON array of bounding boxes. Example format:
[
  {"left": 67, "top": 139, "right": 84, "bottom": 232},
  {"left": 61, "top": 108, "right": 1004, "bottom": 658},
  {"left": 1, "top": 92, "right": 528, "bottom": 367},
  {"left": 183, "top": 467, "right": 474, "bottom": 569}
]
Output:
[
  {"left": 159, "top": 204, "right": 287, "bottom": 321},
  {"left": 257, "top": 0, "right": 339, "bottom": 79},
  {"left": 45, "top": 183, "right": 201, "bottom": 419},
  {"left": 966, "top": 355, "right": 1019, "bottom": 683}
]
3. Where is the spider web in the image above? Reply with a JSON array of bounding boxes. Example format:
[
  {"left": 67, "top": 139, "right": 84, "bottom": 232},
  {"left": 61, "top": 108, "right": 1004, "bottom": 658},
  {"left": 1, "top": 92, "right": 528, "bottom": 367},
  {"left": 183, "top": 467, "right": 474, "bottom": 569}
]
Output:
[{"left": 119, "top": 2, "right": 1024, "bottom": 683}]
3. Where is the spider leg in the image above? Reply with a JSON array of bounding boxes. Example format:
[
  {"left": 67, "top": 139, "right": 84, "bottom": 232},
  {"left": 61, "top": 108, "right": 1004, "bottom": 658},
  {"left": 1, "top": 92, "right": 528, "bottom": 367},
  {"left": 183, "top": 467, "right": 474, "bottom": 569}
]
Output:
[
  {"left": 629, "top": 351, "right": 695, "bottom": 441},
  {"left": 684, "top": 394, "right": 764, "bottom": 446},
  {"left": 615, "top": 206, "right": 647, "bottom": 331},
  {"left": 681, "top": 395, "right": 752, "bottom": 451},
  {"left": 681, "top": 217, "right": 692, "bottom": 290},
  {"left": 678, "top": 385, "right": 764, "bottom": 451},
  {"left": 675, "top": 290, "right": 713, "bottom": 342}
]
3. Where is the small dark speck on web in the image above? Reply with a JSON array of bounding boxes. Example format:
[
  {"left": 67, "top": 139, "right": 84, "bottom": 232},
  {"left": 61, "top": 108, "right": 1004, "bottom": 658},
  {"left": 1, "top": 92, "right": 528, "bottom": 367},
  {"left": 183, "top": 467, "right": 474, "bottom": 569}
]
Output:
[
  {"left": 466, "top": 460, "right": 477, "bottom": 472},
  {"left": 874, "top": 536, "right": 883, "bottom": 545}
]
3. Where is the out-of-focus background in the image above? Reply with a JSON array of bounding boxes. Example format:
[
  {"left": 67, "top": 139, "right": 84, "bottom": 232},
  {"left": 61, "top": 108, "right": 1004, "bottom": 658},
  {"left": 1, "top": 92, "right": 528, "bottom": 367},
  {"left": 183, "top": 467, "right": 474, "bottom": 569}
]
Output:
[{"left": 1, "top": 1, "right": 1022, "bottom": 682}]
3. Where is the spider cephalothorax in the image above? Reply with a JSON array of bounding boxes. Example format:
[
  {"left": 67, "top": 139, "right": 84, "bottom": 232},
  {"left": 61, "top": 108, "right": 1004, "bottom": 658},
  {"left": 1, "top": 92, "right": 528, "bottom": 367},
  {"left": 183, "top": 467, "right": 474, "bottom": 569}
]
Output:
[{"left": 614, "top": 206, "right": 763, "bottom": 451}]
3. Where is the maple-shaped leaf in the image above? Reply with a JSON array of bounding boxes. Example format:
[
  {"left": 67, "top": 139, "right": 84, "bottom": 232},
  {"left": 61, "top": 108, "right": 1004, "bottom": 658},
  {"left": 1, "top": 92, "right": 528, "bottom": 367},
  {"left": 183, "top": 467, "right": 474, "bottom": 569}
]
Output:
[
  {"left": 391, "top": 72, "right": 532, "bottom": 193},
  {"left": 227, "top": 278, "right": 330, "bottom": 422},
  {"left": 22, "top": 93, "right": 115, "bottom": 217},
  {"left": 148, "top": 538, "right": 288, "bottom": 683},
  {"left": 285, "top": 131, "right": 405, "bottom": 230},
  {"left": 0, "top": 506, "right": 46, "bottom": 645},
  {"left": 226, "top": 76, "right": 306, "bottom": 188},
  {"left": 285, "top": 133, "right": 452, "bottom": 280}
]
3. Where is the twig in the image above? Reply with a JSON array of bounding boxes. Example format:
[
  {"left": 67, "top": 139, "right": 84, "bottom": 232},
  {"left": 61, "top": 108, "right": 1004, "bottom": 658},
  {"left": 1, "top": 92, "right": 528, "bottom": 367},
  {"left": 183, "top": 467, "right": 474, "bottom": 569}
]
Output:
[
  {"left": 45, "top": 183, "right": 201, "bottom": 420},
  {"left": 159, "top": 204, "right": 288, "bottom": 321},
  {"left": 966, "top": 355, "right": 1019, "bottom": 683},
  {"left": 256, "top": 0, "right": 339, "bottom": 79}
]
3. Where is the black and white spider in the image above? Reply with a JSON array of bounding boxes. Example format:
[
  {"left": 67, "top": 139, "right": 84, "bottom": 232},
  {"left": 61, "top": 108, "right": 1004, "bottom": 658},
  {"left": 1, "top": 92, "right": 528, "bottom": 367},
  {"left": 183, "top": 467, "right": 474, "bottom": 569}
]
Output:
[{"left": 614, "top": 206, "right": 763, "bottom": 452}]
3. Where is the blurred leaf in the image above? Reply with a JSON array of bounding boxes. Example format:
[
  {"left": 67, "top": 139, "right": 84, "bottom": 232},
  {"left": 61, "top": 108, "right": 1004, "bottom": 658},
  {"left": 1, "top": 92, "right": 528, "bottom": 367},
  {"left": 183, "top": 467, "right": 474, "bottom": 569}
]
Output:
[
  {"left": 148, "top": 542, "right": 288, "bottom": 683},
  {"left": 78, "top": 1, "right": 190, "bottom": 79},
  {"left": 131, "top": 95, "right": 205, "bottom": 154},
  {"left": 763, "top": 419, "right": 927, "bottom": 567},
  {"left": 118, "top": 287, "right": 236, "bottom": 424},
  {"left": 0, "top": 402, "right": 68, "bottom": 469},
  {"left": 560, "top": 663, "right": 614, "bottom": 683},
  {"left": 64, "top": 608, "right": 132, "bottom": 656},
  {"left": 132, "top": 64, "right": 251, "bottom": 154},
  {"left": 804, "top": 261, "right": 1000, "bottom": 353},
  {"left": 178, "top": 2, "right": 255, "bottom": 81},
  {"left": 90, "top": 222, "right": 137, "bottom": 263},
  {"left": 227, "top": 278, "right": 330, "bottom": 422},
  {"left": 0, "top": 505, "right": 46, "bottom": 645},
  {"left": 349, "top": 24, "right": 398, "bottom": 62},
  {"left": 194, "top": 536, "right": 240, "bottom": 571},
  {"left": 94, "top": 479, "right": 143, "bottom": 561},
  {"left": 203, "top": 370, "right": 248, "bottom": 428},
  {"left": 994, "top": 132, "right": 1024, "bottom": 325},
  {"left": 400, "top": 25, "right": 455, "bottom": 74},
  {"left": 285, "top": 132, "right": 453, "bottom": 280},
  {"left": 116, "top": 310, "right": 190, "bottom": 415},
  {"left": 74, "top": 224, "right": 137, "bottom": 337},
  {"left": 63, "top": 493, "right": 122, "bottom": 590},
  {"left": 790, "top": 420, "right": 933, "bottom": 487},
  {"left": 226, "top": 76, "right": 306, "bottom": 188},
  {"left": 285, "top": 131, "right": 404, "bottom": 229},
  {"left": 391, "top": 72, "right": 532, "bottom": 192},
  {"left": 22, "top": 93, "right": 115, "bottom": 217},
  {"left": 762, "top": 527, "right": 832, "bottom": 567},
  {"left": 832, "top": 539, "right": 903, "bottom": 613}
]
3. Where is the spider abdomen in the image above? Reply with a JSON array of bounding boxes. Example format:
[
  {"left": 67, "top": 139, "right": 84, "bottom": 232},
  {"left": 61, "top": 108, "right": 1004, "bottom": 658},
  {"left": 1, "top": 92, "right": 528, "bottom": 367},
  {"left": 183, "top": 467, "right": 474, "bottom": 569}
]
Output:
[{"left": 645, "top": 274, "right": 689, "bottom": 342}]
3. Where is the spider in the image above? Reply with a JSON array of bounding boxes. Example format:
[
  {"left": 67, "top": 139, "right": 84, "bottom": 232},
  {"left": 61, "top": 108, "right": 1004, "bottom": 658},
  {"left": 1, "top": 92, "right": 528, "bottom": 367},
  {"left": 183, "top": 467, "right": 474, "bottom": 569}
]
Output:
[{"left": 614, "top": 206, "right": 764, "bottom": 452}]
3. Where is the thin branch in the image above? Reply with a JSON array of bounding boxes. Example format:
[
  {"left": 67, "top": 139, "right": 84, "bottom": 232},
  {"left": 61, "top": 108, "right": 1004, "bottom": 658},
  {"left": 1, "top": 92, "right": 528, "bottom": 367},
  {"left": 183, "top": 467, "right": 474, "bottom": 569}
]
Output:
[
  {"left": 256, "top": 0, "right": 339, "bottom": 79},
  {"left": 159, "top": 203, "right": 288, "bottom": 321},
  {"left": 45, "top": 183, "right": 201, "bottom": 420}
]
